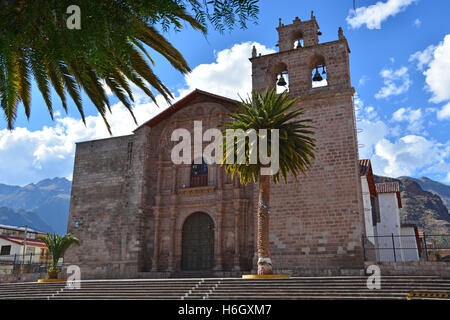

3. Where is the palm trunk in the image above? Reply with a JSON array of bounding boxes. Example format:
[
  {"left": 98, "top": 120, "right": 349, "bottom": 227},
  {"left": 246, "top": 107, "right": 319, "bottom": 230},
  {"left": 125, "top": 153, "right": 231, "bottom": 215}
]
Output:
[{"left": 257, "top": 174, "right": 273, "bottom": 275}]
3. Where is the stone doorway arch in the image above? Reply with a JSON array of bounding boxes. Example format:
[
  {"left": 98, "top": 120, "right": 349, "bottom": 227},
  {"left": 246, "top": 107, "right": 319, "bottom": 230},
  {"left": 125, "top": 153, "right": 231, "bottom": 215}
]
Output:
[{"left": 181, "top": 212, "right": 214, "bottom": 270}]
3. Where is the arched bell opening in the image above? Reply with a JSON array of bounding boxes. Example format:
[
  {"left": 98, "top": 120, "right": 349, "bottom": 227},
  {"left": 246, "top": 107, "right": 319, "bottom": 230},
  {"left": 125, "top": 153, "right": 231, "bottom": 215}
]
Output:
[
  {"left": 309, "top": 54, "right": 328, "bottom": 88},
  {"left": 291, "top": 31, "right": 304, "bottom": 49},
  {"left": 271, "top": 62, "right": 289, "bottom": 94}
]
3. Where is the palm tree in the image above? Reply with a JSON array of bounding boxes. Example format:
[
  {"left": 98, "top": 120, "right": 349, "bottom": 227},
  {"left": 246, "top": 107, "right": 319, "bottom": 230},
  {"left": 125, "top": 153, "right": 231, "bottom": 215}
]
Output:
[
  {"left": 37, "top": 233, "right": 81, "bottom": 279},
  {"left": 0, "top": 0, "right": 259, "bottom": 133},
  {"left": 221, "top": 88, "right": 316, "bottom": 275}
]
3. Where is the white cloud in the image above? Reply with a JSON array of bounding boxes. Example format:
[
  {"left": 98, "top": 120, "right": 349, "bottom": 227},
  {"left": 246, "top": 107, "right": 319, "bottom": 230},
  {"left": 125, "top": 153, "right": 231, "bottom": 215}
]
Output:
[
  {"left": 409, "top": 44, "right": 437, "bottom": 71},
  {"left": 445, "top": 172, "right": 450, "bottom": 183},
  {"left": 375, "top": 67, "right": 411, "bottom": 99},
  {"left": 354, "top": 95, "right": 389, "bottom": 159},
  {"left": 422, "top": 35, "right": 450, "bottom": 103},
  {"left": 392, "top": 107, "right": 424, "bottom": 134},
  {"left": 0, "top": 42, "right": 274, "bottom": 186},
  {"left": 358, "top": 75, "right": 369, "bottom": 88},
  {"left": 358, "top": 118, "right": 390, "bottom": 159},
  {"left": 355, "top": 96, "right": 449, "bottom": 179},
  {"left": 392, "top": 107, "right": 421, "bottom": 122},
  {"left": 437, "top": 102, "right": 450, "bottom": 120},
  {"left": 413, "top": 18, "right": 421, "bottom": 27},
  {"left": 409, "top": 35, "right": 450, "bottom": 122},
  {"left": 373, "top": 135, "right": 449, "bottom": 177},
  {"left": 346, "top": 0, "right": 417, "bottom": 30},
  {"left": 0, "top": 98, "right": 169, "bottom": 186},
  {"left": 181, "top": 42, "right": 275, "bottom": 100}
]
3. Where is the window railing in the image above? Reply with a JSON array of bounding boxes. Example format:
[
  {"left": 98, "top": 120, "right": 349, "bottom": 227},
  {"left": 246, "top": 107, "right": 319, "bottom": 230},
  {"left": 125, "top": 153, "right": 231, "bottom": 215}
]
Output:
[{"left": 190, "top": 175, "right": 208, "bottom": 187}]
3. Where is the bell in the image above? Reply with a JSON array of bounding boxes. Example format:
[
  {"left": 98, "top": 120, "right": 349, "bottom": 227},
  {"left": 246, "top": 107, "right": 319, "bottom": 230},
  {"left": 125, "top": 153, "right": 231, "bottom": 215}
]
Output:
[
  {"left": 322, "top": 65, "right": 326, "bottom": 74},
  {"left": 277, "top": 75, "right": 287, "bottom": 87},
  {"left": 312, "top": 68, "right": 323, "bottom": 82}
]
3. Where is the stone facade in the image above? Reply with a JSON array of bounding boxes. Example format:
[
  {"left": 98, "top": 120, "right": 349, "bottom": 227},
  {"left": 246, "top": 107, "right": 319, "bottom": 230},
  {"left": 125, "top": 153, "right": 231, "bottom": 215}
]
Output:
[{"left": 66, "top": 14, "right": 367, "bottom": 279}]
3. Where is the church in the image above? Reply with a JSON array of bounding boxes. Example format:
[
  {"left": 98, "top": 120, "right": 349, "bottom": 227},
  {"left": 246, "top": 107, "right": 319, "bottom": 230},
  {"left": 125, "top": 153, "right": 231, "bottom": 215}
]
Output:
[{"left": 66, "top": 13, "right": 367, "bottom": 279}]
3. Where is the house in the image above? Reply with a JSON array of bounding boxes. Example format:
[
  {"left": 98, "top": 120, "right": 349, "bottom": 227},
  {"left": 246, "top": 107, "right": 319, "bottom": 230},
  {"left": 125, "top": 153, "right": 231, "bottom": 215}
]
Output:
[
  {"left": 0, "top": 224, "right": 43, "bottom": 239},
  {"left": 0, "top": 235, "right": 49, "bottom": 264},
  {"left": 400, "top": 224, "right": 421, "bottom": 262},
  {"left": 375, "top": 182, "right": 404, "bottom": 262},
  {"left": 359, "top": 159, "right": 380, "bottom": 250},
  {"left": 359, "top": 160, "right": 420, "bottom": 262}
]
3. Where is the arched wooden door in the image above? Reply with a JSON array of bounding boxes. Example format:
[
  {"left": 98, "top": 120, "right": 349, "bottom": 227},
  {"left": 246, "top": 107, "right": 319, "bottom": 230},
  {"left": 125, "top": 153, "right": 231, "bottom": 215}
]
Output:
[{"left": 181, "top": 212, "right": 214, "bottom": 270}]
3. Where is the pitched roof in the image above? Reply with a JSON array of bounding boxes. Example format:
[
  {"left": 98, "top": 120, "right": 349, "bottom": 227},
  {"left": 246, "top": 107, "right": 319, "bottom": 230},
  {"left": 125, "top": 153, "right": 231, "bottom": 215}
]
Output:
[
  {"left": 375, "top": 182, "right": 402, "bottom": 208},
  {"left": 134, "top": 89, "right": 238, "bottom": 131},
  {"left": 0, "top": 235, "right": 47, "bottom": 247},
  {"left": 358, "top": 159, "right": 372, "bottom": 176},
  {"left": 359, "top": 159, "right": 377, "bottom": 197}
]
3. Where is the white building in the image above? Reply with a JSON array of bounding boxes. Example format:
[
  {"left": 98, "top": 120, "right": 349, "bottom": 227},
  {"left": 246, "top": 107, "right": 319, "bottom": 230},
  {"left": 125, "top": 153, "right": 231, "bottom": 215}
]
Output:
[
  {"left": 0, "top": 235, "right": 49, "bottom": 265},
  {"left": 359, "top": 159, "right": 379, "bottom": 243},
  {"left": 375, "top": 182, "right": 404, "bottom": 262},
  {"left": 400, "top": 224, "right": 421, "bottom": 262},
  {"left": 359, "top": 159, "right": 420, "bottom": 262},
  {"left": 0, "top": 224, "right": 42, "bottom": 239}
]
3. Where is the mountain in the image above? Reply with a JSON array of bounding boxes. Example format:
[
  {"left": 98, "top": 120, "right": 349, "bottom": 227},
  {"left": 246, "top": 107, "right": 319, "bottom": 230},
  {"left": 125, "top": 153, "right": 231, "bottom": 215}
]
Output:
[
  {"left": 0, "top": 178, "right": 71, "bottom": 234},
  {"left": 374, "top": 175, "right": 450, "bottom": 235},
  {"left": 0, "top": 207, "right": 54, "bottom": 233},
  {"left": 406, "top": 177, "right": 450, "bottom": 212}
]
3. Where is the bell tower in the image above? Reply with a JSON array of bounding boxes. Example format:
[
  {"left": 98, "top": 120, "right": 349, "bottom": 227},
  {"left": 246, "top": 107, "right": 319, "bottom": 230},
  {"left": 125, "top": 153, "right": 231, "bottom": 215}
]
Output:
[
  {"left": 250, "top": 13, "right": 366, "bottom": 274},
  {"left": 251, "top": 11, "right": 351, "bottom": 97}
]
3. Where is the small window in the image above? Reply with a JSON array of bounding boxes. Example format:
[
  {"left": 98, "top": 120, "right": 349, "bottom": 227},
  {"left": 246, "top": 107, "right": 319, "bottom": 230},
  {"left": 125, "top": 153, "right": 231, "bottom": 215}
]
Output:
[
  {"left": 0, "top": 245, "right": 11, "bottom": 256},
  {"left": 190, "top": 160, "right": 208, "bottom": 187},
  {"left": 370, "top": 197, "right": 381, "bottom": 225}
]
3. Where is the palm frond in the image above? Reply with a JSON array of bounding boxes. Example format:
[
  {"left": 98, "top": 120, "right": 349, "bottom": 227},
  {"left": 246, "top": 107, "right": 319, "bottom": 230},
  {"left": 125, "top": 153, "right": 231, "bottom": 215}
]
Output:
[
  {"left": 221, "top": 88, "right": 316, "bottom": 185},
  {"left": 0, "top": 0, "right": 259, "bottom": 131}
]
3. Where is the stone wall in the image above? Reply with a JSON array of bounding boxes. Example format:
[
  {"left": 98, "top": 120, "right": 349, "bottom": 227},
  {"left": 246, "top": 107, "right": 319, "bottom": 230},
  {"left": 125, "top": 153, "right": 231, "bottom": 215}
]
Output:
[{"left": 65, "top": 127, "right": 150, "bottom": 278}]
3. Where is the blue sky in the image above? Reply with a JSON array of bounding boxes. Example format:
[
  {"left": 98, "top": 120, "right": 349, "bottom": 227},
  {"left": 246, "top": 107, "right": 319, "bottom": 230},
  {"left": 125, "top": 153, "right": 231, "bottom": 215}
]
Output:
[{"left": 1, "top": 0, "right": 450, "bottom": 186}]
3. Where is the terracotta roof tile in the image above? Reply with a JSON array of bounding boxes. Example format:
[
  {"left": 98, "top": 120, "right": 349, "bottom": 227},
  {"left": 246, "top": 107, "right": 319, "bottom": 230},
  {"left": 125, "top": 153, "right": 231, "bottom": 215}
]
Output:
[
  {"left": 375, "top": 182, "right": 400, "bottom": 193},
  {"left": 376, "top": 182, "right": 402, "bottom": 208},
  {"left": 0, "top": 235, "right": 47, "bottom": 247},
  {"left": 358, "top": 159, "right": 371, "bottom": 176}
]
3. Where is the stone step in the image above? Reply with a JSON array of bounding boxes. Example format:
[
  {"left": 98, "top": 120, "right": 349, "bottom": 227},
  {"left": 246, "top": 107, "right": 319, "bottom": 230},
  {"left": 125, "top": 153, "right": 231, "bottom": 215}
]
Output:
[
  {"left": 0, "top": 276, "right": 449, "bottom": 300},
  {"left": 1, "top": 284, "right": 448, "bottom": 294}
]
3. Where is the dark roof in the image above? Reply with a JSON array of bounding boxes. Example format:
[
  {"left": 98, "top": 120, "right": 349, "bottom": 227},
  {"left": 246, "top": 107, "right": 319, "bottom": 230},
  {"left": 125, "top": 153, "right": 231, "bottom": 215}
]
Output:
[
  {"left": 134, "top": 89, "right": 238, "bottom": 132},
  {"left": 359, "top": 159, "right": 372, "bottom": 176},
  {"left": 375, "top": 182, "right": 400, "bottom": 193},
  {"left": 359, "top": 159, "right": 377, "bottom": 197},
  {"left": 376, "top": 182, "right": 402, "bottom": 208}
]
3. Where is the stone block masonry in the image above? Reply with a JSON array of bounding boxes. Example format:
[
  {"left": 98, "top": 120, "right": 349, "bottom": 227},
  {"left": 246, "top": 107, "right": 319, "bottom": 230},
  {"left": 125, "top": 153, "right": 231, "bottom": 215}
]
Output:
[{"left": 65, "top": 14, "right": 367, "bottom": 279}]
